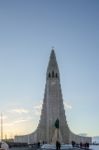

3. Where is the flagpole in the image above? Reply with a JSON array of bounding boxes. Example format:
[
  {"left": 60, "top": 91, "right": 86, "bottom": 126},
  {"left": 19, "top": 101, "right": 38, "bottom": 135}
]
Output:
[{"left": 1, "top": 113, "right": 3, "bottom": 141}]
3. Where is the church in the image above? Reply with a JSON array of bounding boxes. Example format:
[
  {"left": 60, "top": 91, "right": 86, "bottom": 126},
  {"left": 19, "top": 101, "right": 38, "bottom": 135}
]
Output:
[{"left": 15, "top": 49, "right": 92, "bottom": 144}]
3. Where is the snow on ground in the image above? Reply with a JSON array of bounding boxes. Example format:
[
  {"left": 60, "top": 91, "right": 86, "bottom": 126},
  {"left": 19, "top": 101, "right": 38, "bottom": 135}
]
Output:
[
  {"left": 41, "top": 144, "right": 99, "bottom": 150},
  {"left": 41, "top": 144, "right": 73, "bottom": 149},
  {"left": 90, "top": 145, "right": 99, "bottom": 150}
]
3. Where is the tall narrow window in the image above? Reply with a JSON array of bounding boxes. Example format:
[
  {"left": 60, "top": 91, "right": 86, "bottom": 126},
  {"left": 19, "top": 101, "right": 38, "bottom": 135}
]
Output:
[
  {"left": 48, "top": 73, "right": 51, "bottom": 78},
  {"left": 56, "top": 73, "right": 58, "bottom": 78},
  {"left": 52, "top": 71, "right": 54, "bottom": 78}
]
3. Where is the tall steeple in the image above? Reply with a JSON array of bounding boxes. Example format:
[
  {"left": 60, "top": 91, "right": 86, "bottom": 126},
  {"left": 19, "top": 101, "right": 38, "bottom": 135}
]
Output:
[
  {"left": 46, "top": 49, "right": 60, "bottom": 81},
  {"left": 36, "top": 49, "right": 70, "bottom": 143},
  {"left": 15, "top": 49, "right": 92, "bottom": 144}
]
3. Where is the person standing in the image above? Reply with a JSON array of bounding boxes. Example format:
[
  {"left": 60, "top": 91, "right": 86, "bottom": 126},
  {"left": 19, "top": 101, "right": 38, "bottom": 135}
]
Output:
[{"left": 56, "top": 141, "right": 61, "bottom": 150}]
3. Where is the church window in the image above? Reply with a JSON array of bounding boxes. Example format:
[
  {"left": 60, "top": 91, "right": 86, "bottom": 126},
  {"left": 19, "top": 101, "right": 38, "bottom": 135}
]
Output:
[
  {"left": 52, "top": 71, "right": 54, "bottom": 78},
  {"left": 48, "top": 73, "right": 51, "bottom": 78},
  {"left": 56, "top": 73, "right": 58, "bottom": 78}
]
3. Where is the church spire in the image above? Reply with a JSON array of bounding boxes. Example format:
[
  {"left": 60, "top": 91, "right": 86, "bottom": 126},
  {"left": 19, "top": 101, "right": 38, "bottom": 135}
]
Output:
[{"left": 47, "top": 49, "right": 60, "bottom": 80}]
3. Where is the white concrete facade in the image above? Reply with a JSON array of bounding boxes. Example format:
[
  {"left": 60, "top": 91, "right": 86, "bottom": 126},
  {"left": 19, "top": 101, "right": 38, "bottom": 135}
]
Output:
[{"left": 15, "top": 50, "right": 92, "bottom": 144}]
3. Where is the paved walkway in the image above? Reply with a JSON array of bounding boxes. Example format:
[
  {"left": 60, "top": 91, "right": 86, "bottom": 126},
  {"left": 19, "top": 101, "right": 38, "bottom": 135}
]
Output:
[{"left": 9, "top": 147, "right": 90, "bottom": 150}]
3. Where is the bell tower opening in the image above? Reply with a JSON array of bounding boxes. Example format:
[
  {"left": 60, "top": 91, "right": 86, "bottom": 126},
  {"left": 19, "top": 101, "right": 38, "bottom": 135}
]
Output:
[
  {"left": 52, "top": 71, "right": 54, "bottom": 78},
  {"left": 56, "top": 73, "right": 58, "bottom": 78},
  {"left": 48, "top": 73, "right": 51, "bottom": 78}
]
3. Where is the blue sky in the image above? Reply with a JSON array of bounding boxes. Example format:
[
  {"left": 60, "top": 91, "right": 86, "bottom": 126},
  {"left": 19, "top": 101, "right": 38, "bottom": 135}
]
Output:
[{"left": 0, "top": 0, "right": 99, "bottom": 138}]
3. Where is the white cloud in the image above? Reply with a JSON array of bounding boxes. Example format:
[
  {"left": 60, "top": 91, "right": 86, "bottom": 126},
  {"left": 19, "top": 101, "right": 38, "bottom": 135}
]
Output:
[
  {"left": 64, "top": 102, "right": 72, "bottom": 109},
  {"left": 4, "top": 122, "right": 14, "bottom": 127},
  {"left": 9, "top": 108, "right": 29, "bottom": 114},
  {"left": 34, "top": 104, "right": 42, "bottom": 110},
  {"left": 33, "top": 103, "right": 42, "bottom": 116},
  {"left": 14, "top": 119, "right": 28, "bottom": 124},
  {"left": 0, "top": 115, "right": 7, "bottom": 120},
  {"left": 4, "top": 117, "right": 32, "bottom": 127}
]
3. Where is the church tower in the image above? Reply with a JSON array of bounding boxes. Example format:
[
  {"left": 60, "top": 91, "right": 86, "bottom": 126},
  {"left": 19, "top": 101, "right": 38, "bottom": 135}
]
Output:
[
  {"left": 36, "top": 49, "right": 70, "bottom": 143},
  {"left": 15, "top": 49, "right": 92, "bottom": 144}
]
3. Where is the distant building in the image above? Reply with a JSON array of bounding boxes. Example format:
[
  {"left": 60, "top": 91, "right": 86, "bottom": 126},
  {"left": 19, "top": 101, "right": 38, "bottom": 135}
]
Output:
[
  {"left": 79, "top": 133, "right": 87, "bottom": 137},
  {"left": 92, "top": 136, "right": 99, "bottom": 144},
  {"left": 15, "top": 49, "right": 92, "bottom": 144}
]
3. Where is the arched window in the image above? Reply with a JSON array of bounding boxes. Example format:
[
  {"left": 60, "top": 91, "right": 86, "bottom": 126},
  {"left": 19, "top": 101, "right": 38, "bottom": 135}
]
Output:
[{"left": 52, "top": 71, "right": 54, "bottom": 78}]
